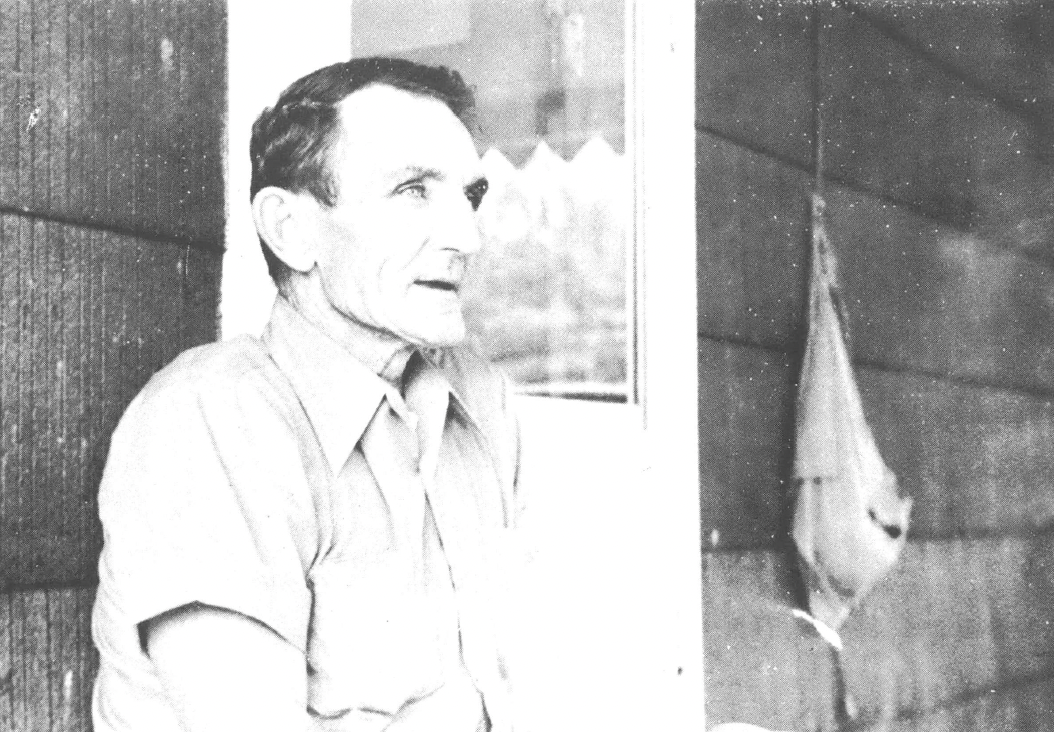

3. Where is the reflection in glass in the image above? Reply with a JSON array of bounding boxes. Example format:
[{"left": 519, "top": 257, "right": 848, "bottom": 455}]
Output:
[{"left": 353, "top": 0, "right": 628, "bottom": 400}]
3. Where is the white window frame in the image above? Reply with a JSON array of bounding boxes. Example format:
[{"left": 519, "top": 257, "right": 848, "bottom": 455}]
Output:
[
  {"left": 629, "top": 4, "right": 702, "bottom": 727},
  {"left": 514, "top": 3, "right": 700, "bottom": 728},
  {"left": 225, "top": 3, "right": 700, "bottom": 729}
]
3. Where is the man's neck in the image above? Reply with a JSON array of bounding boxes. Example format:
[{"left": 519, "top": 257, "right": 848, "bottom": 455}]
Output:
[{"left": 277, "top": 290, "right": 414, "bottom": 387}]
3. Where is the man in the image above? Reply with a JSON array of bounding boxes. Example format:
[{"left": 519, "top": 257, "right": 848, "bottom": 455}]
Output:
[{"left": 92, "top": 57, "right": 520, "bottom": 732}]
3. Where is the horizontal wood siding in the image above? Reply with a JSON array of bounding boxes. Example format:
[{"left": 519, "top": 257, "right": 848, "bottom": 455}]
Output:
[
  {"left": 840, "top": 536, "right": 1054, "bottom": 721},
  {"left": 704, "top": 537, "right": 1054, "bottom": 730},
  {"left": 696, "top": 1, "right": 1050, "bottom": 225},
  {"left": 820, "top": 8, "right": 1032, "bottom": 225},
  {"left": 0, "top": 2, "right": 226, "bottom": 730},
  {"left": 702, "top": 549, "right": 838, "bottom": 731},
  {"left": 699, "top": 339, "right": 1054, "bottom": 549},
  {"left": 695, "top": 2, "right": 813, "bottom": 166},
  {"left": 697, "top": 1, "right": 1054, "bottom": 730},
  {"left": 0, "top": 588, "right": 97, "bottom": 732},
  {"left": 843, "top": 1, "right": 1054, "bottom": 139},
  {"left": 0, "top": 215, "right": 222, "bottom": 587},
  {"left": 699, "top": 126, "right": 1054, "bottom": 396},
  {"left": 883, "top": 677, "right": 1054, "bottom": 732},
  {"left": 0, "top": 0, "right": 226, "bottom": 246}
]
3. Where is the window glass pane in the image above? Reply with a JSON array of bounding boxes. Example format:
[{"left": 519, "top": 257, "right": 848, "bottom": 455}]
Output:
[{"left": 352, "top": 0, "right": 629, "bottom": 401}]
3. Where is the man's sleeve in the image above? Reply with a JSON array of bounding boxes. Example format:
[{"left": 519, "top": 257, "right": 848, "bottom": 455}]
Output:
[{"left": 97, "top": 377, "right": 316, "bottom": 652}]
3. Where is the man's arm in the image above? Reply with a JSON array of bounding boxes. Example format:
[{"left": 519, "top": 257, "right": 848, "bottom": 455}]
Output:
[
  {"left": 146, "top": 604, "right": 486, "bottom": 732},
  {"left": 144, "top": 603, "right": 313, "bottom": 732}
]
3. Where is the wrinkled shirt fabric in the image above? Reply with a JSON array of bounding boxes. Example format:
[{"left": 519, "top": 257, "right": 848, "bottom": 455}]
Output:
[{"left": 91, "top": 297, "right": 520, "bottom": 732}]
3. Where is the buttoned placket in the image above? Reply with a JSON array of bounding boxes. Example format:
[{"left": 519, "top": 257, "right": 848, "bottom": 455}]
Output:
[
  {"left": 359, "top": 360, "right": 508, "bottom": 730},
  {"left": 404, "top": 366, "right": 514, "bottom": 732},
  {"left": 360, "top": 388, "right": 429, "bottom": 586},
  {"left": 262, "top": 301, "right": 501, "bottom": 725}
]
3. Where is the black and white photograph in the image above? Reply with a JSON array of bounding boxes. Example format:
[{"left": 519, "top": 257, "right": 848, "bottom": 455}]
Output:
[{"left": 0, "top": 1, "right": 1051, "bottom": 731}]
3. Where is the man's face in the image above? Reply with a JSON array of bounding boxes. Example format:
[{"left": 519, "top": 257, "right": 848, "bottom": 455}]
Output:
[{"left": 304, "top": 84, "right": 486, "bottom": 348}]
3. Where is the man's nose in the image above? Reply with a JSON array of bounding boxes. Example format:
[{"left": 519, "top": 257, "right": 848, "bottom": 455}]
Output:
[{"left": 435, "top": 191, "right": 483, "bottom": 255}]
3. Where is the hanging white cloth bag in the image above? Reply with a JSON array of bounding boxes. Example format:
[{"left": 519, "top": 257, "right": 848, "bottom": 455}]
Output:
[{"left": 792, "top": 194, "right": 912, "bottom": 631}]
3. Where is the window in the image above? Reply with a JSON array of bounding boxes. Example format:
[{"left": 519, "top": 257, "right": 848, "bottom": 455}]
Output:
[{"left": 354, "top": 0, "right": 632, "bottom": 401}]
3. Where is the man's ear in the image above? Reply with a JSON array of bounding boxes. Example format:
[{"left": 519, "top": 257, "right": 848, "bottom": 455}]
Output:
[{"left": 251, "top": 186, "right": 318, "bottom": 274}]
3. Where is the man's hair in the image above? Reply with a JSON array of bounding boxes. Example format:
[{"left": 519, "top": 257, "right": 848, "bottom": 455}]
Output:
[{"left": 249, "top": 57, "right": 477, "bottom": 283}]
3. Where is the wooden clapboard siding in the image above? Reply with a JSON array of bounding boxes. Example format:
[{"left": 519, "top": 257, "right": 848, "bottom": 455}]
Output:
[
  {"left": 183, "top": 244, "right": 224, "bottom": 349},
  {"left": 844, "top": 0, "right": 1054, "bottom": 135},
  {"left": 838, "top": 535, "right": 1054, "bottom": 718},
  {"left": 695, "top": 1, "right": 814, "bottom": 166},
  {"left": 823, "top": 187, "right": 1054, "bottom": 391},
  {"left": 1, "top": 2, "right": 225, "bottom": 729},
  {"left": 696, "top": 133, "right": 809, "bottom": 348},
  {"left": 0, "top": 0, "right": 226, "bottom": 245},
  {"left": 882, "top": 677, "right": 1054, "bottom": 732},
  {"left": 0, "top": 588, "right": 97, "bottom": 732},
  {"left": 703, "top": 536, "right": 1054, "bottom": 731},
  {"left": 697, "top": 0, "right": 1054, "bottom": 730},
  {"left": 0, "top": 215, "right": 222, "bottom": 586},
  {"left": 697, "top": 340, "right": 796, "bottom": 550},
  {"left": 700, "top": 337, "right": 1054, "bottom": 546},
  {"left": 821, "top": 8, "right": 1031, "bottom": 225},
  {"left": 696, "top": 1, "right": 1042, "bottom": 227},
  {"left": 702, "top": 548, "right": 838, "bottom": 732},
  {"left": 700, "top": 133, "right": 1054, "bottom": 394}
]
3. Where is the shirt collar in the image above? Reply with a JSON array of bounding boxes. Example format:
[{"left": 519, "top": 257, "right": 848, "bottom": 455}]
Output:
[
  {"left": 411, "top": 348, "right": 485, "bottom": 436},
  {"left": 263, "top": 297, "right": 391, "bottom": 475},
  {"left": 261, "top": 297, "right": 479, "bottom": 475}
]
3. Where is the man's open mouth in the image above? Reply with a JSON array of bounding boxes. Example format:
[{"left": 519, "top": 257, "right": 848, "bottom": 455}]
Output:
[{"left": 416, "top": 279, "right": 459, "bottom": 292}]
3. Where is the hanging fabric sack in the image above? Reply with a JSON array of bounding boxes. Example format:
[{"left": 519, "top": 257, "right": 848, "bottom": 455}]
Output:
[{"left": 792, "top": 194, "right": 913, "bottom": 632}]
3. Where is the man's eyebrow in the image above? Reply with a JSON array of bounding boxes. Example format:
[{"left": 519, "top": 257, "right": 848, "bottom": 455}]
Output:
[{"left": 388, "top": 166, "right": 443, "bottom": 183}]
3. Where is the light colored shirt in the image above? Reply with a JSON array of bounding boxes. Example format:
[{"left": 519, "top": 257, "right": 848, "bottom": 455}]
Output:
[{"left": 92, "top": 297, "right": 520, "bottom": 732}]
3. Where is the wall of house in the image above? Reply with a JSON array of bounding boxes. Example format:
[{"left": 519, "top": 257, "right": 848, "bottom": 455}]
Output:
[
  {"left": 696, "top": 2, "right": 1054, "bottom": 730},
  {"left": 12, "top": 1, "right": 1054, "bottom": 729},
  {"left": 0, "top": 1, "right": 225, "bottom": 729}
]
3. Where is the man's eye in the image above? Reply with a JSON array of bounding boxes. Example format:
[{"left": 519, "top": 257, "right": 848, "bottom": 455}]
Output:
[
  {"left": 465, "top": 178, "right": 489, "bottom": 211},
  {"left": 395, "top": 180, "right": 427, "bottom": 199}
]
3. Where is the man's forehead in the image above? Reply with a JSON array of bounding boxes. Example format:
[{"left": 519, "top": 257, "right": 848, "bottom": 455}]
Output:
[{"left": 334, "top": 84, "right": 481, "bottom": 178}]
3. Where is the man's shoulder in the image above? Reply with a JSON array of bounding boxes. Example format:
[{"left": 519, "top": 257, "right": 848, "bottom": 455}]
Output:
[
  {"left": 124, "top": 335, "right": 295, "bottom": 428},
  {"left": 142, "top": 335, "right": 273, "bottom": 398}
]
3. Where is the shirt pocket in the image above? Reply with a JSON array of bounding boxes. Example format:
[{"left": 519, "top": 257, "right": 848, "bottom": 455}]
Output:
[{"left": 305, "top": 550, "right": 445, "bottom": 717}]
